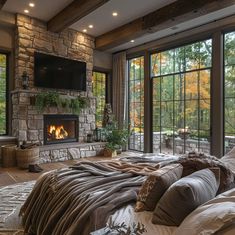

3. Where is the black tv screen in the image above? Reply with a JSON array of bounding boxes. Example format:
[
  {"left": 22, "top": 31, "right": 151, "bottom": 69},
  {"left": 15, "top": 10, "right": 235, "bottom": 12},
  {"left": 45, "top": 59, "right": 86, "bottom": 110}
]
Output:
[{"left": 34, "top": 52, "right": 86, "bottom": 91}]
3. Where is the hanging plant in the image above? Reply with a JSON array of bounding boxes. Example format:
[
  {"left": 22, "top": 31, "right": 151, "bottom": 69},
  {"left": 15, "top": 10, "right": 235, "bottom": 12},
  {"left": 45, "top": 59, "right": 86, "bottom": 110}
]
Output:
[
  {"left": 58, "top": 97, "right": 71, "bottom": 111},
  {"left": 35, "top": 91, "right": 60, "bottom": 112},
  {"left": 70, "top": 98, "right": 81, "bottom": 114},
  {"left": 70, "top": 96, "right": 89, "bottom": 114},
  {"left": 34, "top": 91, "right": 89, "bottom": 114}
]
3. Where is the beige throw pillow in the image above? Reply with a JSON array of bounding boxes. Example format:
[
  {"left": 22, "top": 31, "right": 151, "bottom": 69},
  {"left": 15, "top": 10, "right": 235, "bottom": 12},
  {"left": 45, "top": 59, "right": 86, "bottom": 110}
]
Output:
[
  {"left": 135, "top": 164, "right": 183, "bottom": 212},
  {"left": 173, "top": 188, "right": 235, "bottom": 235},
  {"left": 152, "top": 168, "right": 220, "bottom": 226}
]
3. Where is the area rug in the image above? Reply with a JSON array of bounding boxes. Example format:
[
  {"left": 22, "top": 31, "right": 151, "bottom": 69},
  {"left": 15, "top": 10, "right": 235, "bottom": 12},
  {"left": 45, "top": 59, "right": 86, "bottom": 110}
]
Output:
[{"left": 0, "top": 181, "right": 35, "bottom": 235}]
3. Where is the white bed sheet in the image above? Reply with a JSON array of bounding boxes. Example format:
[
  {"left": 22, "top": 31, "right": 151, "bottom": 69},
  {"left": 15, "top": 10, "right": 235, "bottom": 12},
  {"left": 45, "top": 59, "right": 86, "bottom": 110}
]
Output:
[{"left": 92, "top": 204, "right": 177, "bottom": 235}]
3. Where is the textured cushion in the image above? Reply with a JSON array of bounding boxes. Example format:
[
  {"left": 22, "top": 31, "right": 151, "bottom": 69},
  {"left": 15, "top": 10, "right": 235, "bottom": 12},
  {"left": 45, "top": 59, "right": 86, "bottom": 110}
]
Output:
[
  {"left": 135, "top": 164, "right": 183, "bottom": 212},
  {"left": 152, "top": 168, "right": 220, "bottom": 226},
  {"left": 221, "top": 146, "right": 235, "bottom": 174},
  {"left": 175, "top": 153, "right": 234, "bottom": 193},
  {"left": 173, "top": 188, "right": 235, "bottom": 235},
  {"left": 223, "top": 146, "right": 235, "bottom": 159}
]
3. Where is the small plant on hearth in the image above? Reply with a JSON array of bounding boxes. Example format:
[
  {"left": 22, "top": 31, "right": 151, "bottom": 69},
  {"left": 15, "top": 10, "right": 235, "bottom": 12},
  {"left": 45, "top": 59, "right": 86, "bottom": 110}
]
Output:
[{"left": 102, "top": 122, "right": 130, "bottom": 157}]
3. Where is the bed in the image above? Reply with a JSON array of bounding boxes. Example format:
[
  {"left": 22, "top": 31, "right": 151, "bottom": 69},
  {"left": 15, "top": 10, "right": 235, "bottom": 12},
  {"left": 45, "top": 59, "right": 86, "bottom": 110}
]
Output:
[{"left": 20, "top": 150, "right": 235, "bottom": 235}]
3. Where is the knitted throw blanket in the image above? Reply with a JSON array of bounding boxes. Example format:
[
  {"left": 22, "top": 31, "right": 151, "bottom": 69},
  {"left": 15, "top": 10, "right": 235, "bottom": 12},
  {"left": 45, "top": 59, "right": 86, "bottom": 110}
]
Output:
[{"left": 20, "top": 161, "right": 161, "bottom": 235}]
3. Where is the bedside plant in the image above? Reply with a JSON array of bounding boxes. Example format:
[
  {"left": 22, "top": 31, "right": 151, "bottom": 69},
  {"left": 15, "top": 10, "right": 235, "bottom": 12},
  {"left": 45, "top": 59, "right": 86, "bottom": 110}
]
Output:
[{"left": 103, "top": 122, "right": 130, "bottom": 157}]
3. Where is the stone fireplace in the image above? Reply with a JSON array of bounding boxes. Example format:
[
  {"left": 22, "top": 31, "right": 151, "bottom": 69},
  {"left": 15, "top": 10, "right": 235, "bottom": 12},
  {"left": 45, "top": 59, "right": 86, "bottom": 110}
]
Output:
[
  {"left": 12, "top": 14, "right": 96, "bottom": 145},
  {"left": 10, "top": 14, "right": 106, "bottom": 163},
  {"left": 44, "top": 115, "right": 78, "bottom": 145}
]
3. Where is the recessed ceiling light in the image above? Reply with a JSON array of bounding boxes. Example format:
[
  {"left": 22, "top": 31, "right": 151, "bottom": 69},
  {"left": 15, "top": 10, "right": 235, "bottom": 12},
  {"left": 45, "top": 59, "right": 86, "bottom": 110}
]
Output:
[
  {"left": 29, "top": 3, "right": 35, "bottom": 7},
  {"left": 130, "top": 40, "right": 135, "bottom": 43},
  {"left": 88, "top": 25, "right": 93, "bottom": 28},
  {"left": 83, "top": 29, "right": 87, "bottom": 33},
  {"left": 24, "top": 9, "right": 29, "bottom": 13},
  {"left": 112, "top": 12, "right": 118, "bottom": 16}
]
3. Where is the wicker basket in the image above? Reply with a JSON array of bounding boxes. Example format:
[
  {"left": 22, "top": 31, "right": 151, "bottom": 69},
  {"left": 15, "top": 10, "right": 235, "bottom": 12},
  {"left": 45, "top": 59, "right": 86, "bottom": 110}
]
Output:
[
  {"left": 1, "top": 144, "right": 17, "bottom": 167},
  {"left": 16, "top": 147, "right": 39, "bottom": 169}
]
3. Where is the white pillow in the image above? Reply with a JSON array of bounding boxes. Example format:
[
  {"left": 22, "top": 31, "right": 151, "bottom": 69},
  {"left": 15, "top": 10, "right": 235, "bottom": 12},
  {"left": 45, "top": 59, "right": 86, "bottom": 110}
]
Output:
[{"left": 173, "top": 188, "right": 235, "bottom": 235}]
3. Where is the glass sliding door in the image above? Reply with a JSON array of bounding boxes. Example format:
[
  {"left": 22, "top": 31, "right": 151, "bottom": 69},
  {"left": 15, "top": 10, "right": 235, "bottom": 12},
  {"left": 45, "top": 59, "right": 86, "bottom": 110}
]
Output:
[
  {"left": 151, "top": 39, "right": 212, "bottom": 154},
  {"left": 128, "top": 56, "right": 144, "bottom": 151},
  {"left": 224, "top": 31, "right": 235, "bottom": 153},
  {"left": 0, "top": 53, "right": 7, "bottom": 135}
]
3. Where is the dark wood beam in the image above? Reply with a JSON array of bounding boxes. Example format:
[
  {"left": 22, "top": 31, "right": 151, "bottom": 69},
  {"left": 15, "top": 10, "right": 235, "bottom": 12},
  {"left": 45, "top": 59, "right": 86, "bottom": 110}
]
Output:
[
  {"left": 0, "top": 11, "right": 15, "bottom": 27},
  {"left": 0, "top": 0, "right": 7, "bottom": 9},
  {"left": 48, "top": 0, "right": 110, "bottom": 33},
  {"left": 95, "top": 18, "right": 144, "bottom": 50},
  {"left": 95, "top": 0, "right": 235, "bottom": 50}
]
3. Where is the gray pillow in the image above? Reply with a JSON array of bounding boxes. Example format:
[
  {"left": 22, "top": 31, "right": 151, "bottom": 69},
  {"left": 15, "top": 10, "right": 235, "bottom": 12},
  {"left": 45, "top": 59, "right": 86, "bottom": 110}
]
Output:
[
  {"left": 152, "top": 168, "right": 220, "bottom": 226},
  {"left": 135, "top": 164, "right": 183, "bottom": 212}
]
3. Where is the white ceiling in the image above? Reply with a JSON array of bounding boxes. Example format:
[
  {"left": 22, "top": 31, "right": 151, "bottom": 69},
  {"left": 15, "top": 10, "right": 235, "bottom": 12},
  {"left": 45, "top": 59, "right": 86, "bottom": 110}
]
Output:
[
  {"left": 70, "top": 0, "right": 176, "bottom": 36},
  {"left": 3, "top": 0, "right": 73, "bottom": 21},
  {"left": 109, "top": 5, "right": 235, "bottom": 52},
  {"left": 2, "top": 0, "right": 235, "bottom": 53}
]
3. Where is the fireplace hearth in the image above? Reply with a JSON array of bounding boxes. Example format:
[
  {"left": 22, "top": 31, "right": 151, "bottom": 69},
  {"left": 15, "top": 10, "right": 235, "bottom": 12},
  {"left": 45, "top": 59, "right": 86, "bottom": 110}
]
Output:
[{"left": 44, "top": 115, "right": 78, "bottom": 145}]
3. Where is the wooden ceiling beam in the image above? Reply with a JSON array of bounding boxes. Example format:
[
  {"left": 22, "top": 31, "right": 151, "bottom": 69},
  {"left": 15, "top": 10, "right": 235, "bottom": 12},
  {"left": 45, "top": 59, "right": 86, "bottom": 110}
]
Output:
[
  {"left": 48, "top": 0, "right": 110, "bottom": 33},
  {"left": 95, "top": 0, "right": 235, "bottom": 51},
  {"left": 0, "top": 0, "right": 7, "bottom": 9}
]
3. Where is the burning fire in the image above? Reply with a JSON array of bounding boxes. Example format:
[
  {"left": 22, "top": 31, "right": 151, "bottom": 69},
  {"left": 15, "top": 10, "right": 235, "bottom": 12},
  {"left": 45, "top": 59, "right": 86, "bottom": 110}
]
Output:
[{"left": 48, "top": 125, "right": 68, "bottom": 140}]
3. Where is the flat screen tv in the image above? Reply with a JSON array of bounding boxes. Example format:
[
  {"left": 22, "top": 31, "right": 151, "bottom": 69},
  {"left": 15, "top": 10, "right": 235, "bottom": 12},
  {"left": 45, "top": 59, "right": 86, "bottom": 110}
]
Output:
[{"left": 34, "top": 52, "right": 86, "bottom": 91}]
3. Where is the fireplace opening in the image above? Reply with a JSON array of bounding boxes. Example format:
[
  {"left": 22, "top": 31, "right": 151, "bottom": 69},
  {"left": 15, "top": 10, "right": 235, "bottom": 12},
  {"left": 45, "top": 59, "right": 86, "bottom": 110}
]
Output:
[{"left": 44, "top": 115, "right": 78, "bottom": 145}]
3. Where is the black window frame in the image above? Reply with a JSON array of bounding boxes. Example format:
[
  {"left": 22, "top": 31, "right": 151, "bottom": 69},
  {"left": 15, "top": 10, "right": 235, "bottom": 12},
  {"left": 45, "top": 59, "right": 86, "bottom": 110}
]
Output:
[
  {"left": 127, "top": 56, "right": 145, "bottom": 152},
  {"left": 223, "top": 29, "right": 235, "bottom": 154},
  {"left": 150, "top": 38, "right": 213, "bottom": 155}
]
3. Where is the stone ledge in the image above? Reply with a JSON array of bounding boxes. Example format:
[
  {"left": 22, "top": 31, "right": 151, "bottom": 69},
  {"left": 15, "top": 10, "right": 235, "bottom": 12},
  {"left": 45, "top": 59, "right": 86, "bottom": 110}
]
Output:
[
  {"left": 39, "top": 142, "right": 106, "bottom": 163},
  {"left": 11, "top": 89, "right": 38, "bottom": 94},
  {"left": 40, "top": 141, "right": 105, "bottom": 151},
  {"left": 0, "top": 136, "right": 17, "bottom": 142}
]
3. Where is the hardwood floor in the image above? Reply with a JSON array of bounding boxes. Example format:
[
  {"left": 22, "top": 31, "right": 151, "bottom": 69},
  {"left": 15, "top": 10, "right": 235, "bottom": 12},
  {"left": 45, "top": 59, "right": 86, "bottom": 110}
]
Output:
[{"left": 0, "top": 156, "right": 110, "bottom": 187}]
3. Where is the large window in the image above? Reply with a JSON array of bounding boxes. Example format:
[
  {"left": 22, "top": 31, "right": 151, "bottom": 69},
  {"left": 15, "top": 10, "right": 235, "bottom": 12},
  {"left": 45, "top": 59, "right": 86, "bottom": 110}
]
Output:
[
  {"left": 224, "top": 32, "right": 235, "bottom": 153},
  {"left": 151, "top": 39, "right": 212, "bottom": 154},
  {"left": 128, "top": 56, "right": 144, "bottom": 151},
  {"left": 92, "top": 71, "right": 107, "bottom": 127},
  {"left": 0, "top": 53, "right": 7, "bottom": 135}
]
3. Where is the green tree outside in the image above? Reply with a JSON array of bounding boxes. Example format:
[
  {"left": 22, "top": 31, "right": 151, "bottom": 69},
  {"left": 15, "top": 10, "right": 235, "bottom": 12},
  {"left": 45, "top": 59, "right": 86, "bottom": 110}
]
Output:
[
  {"left": 92, "top": 71, "right": 106, "bottom": 128},
  {"left": 151, "top": 39, "right": 212, "bottom": 153}
]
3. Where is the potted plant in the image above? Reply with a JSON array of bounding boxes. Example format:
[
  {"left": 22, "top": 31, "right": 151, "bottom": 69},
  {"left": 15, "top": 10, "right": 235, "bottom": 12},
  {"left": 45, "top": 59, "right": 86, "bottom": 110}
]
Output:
[
  {"left": 103, "top": 123, "right": 130, "bottom": 157},
  {"left": 178, "top": 126, "right": 191, "bottom": 139},
  {"left": 163, "top": 130, "right": 178, "bottom": 148},
  {"left": 164, "top": 130, "right": 174, "bottom": 148}
]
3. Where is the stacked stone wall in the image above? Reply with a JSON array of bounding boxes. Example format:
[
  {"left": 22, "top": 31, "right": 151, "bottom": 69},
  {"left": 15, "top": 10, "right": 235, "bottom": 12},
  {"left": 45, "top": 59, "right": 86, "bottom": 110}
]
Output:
[{"left": 12, "top": 14, "right": 96, "bottom": 145}]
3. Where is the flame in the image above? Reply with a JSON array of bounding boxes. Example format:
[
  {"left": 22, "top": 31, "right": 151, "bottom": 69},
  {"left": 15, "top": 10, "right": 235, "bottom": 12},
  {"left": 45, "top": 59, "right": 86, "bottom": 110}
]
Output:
[{"left": 48, "top": 125, "right": 68, "bottom": 140}]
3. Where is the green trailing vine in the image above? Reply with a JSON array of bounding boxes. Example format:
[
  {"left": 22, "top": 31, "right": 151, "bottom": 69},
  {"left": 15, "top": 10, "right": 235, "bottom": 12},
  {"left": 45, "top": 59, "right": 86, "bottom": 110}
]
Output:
[{"left": 34, "top": 91, "right": 89, "bottom": 114}]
